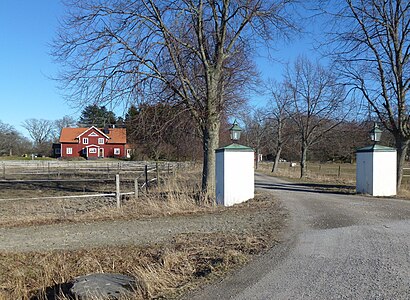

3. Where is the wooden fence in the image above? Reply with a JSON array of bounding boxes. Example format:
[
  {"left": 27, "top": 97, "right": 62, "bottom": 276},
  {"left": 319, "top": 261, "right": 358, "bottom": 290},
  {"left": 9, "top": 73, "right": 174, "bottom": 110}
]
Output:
[
  {"left": 401, "top": 168, "right": 410, "bottom": 178},
  {"left": 0, "top": 161, "right": 192, "bottom": 207},
  {"left": 0, "top": 160, "right": 177, "bottom": 180},
  {"left": 272, "top": 162, "right": 356, "bottom": 179}
]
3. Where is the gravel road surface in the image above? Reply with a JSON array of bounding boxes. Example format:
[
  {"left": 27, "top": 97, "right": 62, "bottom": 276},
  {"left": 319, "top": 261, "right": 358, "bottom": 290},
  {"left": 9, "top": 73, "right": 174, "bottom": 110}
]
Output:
[{"left": 187, "top": 173, "right": 410, "bottom": 300}]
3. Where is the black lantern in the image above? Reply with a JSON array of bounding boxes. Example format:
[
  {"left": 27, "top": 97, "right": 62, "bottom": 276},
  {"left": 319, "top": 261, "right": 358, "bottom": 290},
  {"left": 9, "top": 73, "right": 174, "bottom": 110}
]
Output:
[
  {"left": 229, "top": 120, "right": 242, "bottom": 142},
  {"left": 370, "top": 122, "right": 382, "bottom": 143}
]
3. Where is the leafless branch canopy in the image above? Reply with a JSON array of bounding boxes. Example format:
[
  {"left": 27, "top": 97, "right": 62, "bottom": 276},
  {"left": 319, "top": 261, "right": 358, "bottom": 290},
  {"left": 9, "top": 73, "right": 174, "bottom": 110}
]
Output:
[
  {"left": 53, "top": 0, "right": 297, "bottom": 194},
  {"left": 53, "top": 0, "right": 294, "bottom": 120},
  {"left": 326, "top": 0, "right": 410, "bottom": 136}
]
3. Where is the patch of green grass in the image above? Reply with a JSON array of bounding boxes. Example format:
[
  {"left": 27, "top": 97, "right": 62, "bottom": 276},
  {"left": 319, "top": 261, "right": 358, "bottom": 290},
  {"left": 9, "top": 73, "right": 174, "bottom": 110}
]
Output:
[{"left": 0, "top": 156, "right": 54, "bottom": 161}]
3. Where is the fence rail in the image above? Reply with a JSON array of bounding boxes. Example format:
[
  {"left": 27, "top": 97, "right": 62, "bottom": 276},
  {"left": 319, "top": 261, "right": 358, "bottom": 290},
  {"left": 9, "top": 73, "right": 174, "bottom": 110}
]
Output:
[
  {"left": 0, "top": 160, "right": 175, "bottom": 180},
  {"left": 402, "top": 167, "right": 410, "bottom": 177},
  {"left": 0, "top": 161, "right": 195, "bottom": 207}
]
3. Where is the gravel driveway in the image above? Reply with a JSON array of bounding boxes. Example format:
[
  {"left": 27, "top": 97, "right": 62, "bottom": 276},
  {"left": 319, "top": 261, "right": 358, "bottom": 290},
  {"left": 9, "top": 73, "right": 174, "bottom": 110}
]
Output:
[{"left": 187, "top": 173, "right": 410, "bottom": 300}]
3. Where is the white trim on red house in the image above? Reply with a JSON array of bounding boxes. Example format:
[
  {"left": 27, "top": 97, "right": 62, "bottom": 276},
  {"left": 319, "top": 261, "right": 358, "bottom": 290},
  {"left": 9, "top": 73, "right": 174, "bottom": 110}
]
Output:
[
  {"left": 75, "top": 126, "right": 110, "bottom": 140},
  {"left": 84, "top": 144, "right": 101, "bottom": 158},
  {"left": 85, "top": 144, "right": 101, "bottom": 148}
]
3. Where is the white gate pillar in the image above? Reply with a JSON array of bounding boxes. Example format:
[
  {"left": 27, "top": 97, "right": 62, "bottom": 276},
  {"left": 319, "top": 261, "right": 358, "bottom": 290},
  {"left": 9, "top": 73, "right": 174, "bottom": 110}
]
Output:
[
  {"left": 215, "top": 144, "right": 254, "bottom": 206},
  {"left": 356, "top": 145, "right": 396, "bottom": 196}
]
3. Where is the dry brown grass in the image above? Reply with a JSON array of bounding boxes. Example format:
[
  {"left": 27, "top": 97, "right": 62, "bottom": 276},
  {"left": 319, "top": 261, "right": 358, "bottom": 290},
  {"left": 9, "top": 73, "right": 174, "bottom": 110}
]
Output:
[
  {"left": 0, "top": 168, "right": 212, "bottom": 229},
  {"left": 257, "top": 162, "right": 356, "bottom": 186},
  {"left": 0, "top": 195, "right": 283, "bottom": 300},
  {"left": 0, "top": 166, "right": 286, "bottom": 299}
]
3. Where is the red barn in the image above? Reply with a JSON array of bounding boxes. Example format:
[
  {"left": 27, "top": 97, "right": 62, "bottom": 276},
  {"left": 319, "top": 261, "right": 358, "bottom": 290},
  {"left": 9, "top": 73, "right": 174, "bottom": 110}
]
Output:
[{"left": 55, "top": 126, "right": 130, "bottom": 159}]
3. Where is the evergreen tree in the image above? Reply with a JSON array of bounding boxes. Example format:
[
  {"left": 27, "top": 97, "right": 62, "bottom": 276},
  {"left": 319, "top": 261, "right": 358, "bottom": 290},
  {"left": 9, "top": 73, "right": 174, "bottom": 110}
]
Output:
[{"left": 79, "top": 105, "right": 117, "bottom": 127}]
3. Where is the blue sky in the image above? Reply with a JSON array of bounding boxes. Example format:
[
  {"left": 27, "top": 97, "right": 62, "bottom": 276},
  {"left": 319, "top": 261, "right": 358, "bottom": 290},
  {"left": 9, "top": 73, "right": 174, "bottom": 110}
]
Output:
[
  {"left": 0, "top": 1, "right": 319, "bottom": 138},
  {"left": 0, "top": 1, "right": 73, "bottom": 135}
]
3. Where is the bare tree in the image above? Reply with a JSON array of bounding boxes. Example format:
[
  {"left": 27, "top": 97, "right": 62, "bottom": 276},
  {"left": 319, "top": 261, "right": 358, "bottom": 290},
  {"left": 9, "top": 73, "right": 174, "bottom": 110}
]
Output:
[
  {"left": 324, "top": 0, "right": 410, "bottom": 189},
  {"left": 125, "top": 103, "right": 201, "bottom": 161},
  {"left": 242, "top": 108, "right": 269, "bottom": 170},
  {"left": 310, "top": 120, "right": 369, "bottom": 163},
  {"left": 52, "top": 0, "right": 296, "bottom": 197},
  {"left": 22, "top": 119, "right": 54, "bottom": 155},
  {"left": 286, "top": 56, "right": 347, "bottom": 178},
  {"left": 53, "top": 115, "right": 77, "bottom": 142},
  {"left": 266, "top": 80, "right": 292, "bottom": 173},
  {"left": 0, "top": 121, "right": 31, "bottom": 156}
]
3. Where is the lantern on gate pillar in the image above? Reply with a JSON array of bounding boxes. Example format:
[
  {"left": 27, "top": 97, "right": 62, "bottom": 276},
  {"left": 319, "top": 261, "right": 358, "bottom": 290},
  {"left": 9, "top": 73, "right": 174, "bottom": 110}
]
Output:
[
  {"left": 369, "top": 123, "right": 382, "bottom": 144},
  {"left": 229, "top": 120, "right": 242, "bottom": 142}
]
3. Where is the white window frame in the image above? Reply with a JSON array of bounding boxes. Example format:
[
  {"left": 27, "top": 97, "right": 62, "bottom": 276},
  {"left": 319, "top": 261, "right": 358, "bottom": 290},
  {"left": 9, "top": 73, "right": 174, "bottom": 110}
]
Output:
[
  {"left": 89, "top": 148, "right": 97, "bottom": 154},
  {"left": 98, "top": 138, "right": 105, "bottom": 145},
  {"left": 83, "top": 138, "right": 89, "bottom": 144},
  {"left": 114, "top": 148, "right": 120, "bottom": 155},
  {"left": 66, "top": 147, "right": 72, "bottom": 155}
]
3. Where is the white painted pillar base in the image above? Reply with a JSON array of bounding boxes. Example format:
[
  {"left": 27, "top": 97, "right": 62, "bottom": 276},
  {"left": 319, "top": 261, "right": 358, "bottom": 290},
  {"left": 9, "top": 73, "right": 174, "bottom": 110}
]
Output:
[
  {"left": 356, "top": 145, "right": 396, "bottom": 196},
  {"left": 215, "top": 144, "right": 254, "bottom": 206}
]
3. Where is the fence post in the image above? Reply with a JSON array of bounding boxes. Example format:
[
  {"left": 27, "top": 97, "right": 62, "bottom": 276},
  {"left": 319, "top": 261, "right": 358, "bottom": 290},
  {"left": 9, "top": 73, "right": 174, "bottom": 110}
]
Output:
[
  {"left": 134, "top": 178, "right": 139, "bottom": 199},
  {"left": 145, "top": 165, "right": 149, "bottom": 193},
  {"left": 156, "top": 162, "right": 159, "bottom": 184},
  {"left": 2, "top": 163, "right": 5, "bottom": 180},
  {"left": 48, "top": 162, "right": 50, "bottom": 179},
  {"left": 338, "top": 165, "right": 341, "bottom": 178},
  {"left": 107, "top": 163, "right": 110, "bottom": 179},
  {"left": 116, "top": 174, "right": 121, "bottom": 208}
]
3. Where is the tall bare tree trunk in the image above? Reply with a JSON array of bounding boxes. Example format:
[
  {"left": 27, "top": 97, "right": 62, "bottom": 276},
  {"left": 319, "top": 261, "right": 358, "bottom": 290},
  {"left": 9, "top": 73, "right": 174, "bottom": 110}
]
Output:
[
  {"left": 201, "top": 120, "right": 220, "bottom": 199},
  {"left": 272, "top": 143, "right": 283, "bottom": 173},
  {"left": 395, "top": 138, "right": 409, "bottom": 191},
  {"left": 272, "top": 121, "right": 284, "bottom": 173},
  {"left": 255, "top": 148, "right": 260, "bottom": 170},
  {"left": 300, "top": 142, "right": 308, "bottom": 178}
]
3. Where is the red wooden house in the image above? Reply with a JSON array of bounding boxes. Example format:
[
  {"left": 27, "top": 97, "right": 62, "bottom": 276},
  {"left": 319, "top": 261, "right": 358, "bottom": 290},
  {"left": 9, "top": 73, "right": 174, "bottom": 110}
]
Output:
[{"left": 54, "top": 126, "right": 130, "bottom": 159}]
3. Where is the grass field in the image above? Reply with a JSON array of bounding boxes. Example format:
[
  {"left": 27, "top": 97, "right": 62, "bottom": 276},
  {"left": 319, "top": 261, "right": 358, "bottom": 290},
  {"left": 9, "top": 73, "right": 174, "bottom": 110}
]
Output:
[
  {"left": 257, "top": 161, "right": 410, "bottom": 196},
  {"left": 258, "top": 161, "right": 356, "bottom": 183}
]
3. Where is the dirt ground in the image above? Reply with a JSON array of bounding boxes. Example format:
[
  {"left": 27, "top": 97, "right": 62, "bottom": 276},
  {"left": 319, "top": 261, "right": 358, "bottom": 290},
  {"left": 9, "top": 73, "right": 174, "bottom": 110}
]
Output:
[
  {"left": 0, "top": 191, "right": 285, "bottom": 252},
  {"left": 0, "top": 189, "right": 286, "bottom": 299}
]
